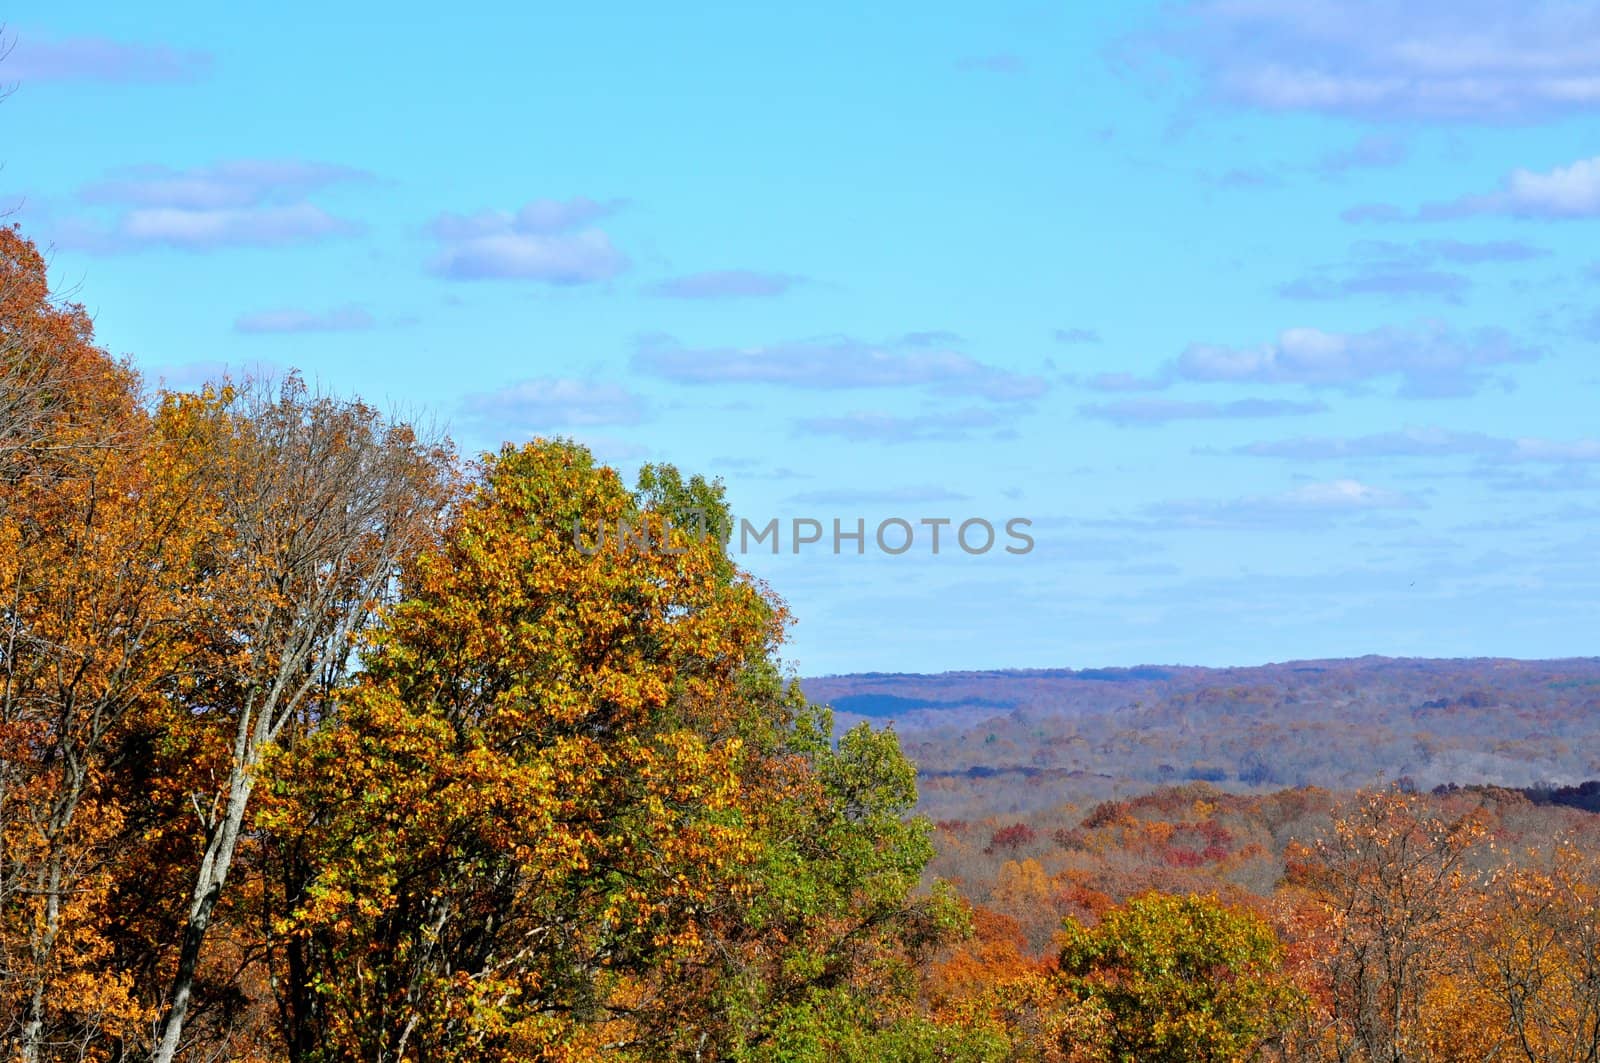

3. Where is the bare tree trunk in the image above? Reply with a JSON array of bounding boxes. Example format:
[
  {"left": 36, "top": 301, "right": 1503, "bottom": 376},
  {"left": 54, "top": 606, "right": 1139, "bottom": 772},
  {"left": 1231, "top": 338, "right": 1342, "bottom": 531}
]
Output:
[
  {"left": 146, "top": 377, "right": 448, "bottom": 1063},
  {"left": 151, "top": 764, "right": 253, "bottom": 1063}
]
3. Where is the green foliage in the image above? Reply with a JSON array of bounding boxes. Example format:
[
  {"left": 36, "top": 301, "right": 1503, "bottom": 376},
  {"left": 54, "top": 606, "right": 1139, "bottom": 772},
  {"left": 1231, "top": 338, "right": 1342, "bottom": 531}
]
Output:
[
  {"left": 635, "top": 686, "right": 971, "bottom": 1058},
  {"left": 257, "top": 443, "right": 958, "bottom": 1061},
  {"left": 1056, "top": 893, "right": 1300, "bottom": 1063},
  {"left": 634, "top": 461, "right": 737, "bottom": 582},
  {"left": 747, "top": 986, "right": 1009, "bottom": 1063}
]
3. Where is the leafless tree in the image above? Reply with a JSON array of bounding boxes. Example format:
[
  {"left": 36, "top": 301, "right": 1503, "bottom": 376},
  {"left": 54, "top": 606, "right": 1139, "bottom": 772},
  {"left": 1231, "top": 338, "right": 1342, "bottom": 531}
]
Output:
[{"left": 147, "top": 376, "right": 451, "bottom": 1063}]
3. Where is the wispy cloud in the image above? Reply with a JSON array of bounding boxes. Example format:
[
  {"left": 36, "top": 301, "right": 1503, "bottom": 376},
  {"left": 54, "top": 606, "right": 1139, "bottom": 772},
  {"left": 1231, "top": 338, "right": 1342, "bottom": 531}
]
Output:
[
  {"left": 1235, "top": 432, "right": 1600, "bottom": 495},
  {"left": 428, "top": 198, "right": 622, "bottom": 239},
  {"left": 2, "top": 33, "right": 212, "bottom": 84},
  {"left": 1150, "top": 479, "right": 1421, "bottom": 529},
  {"left": 427, "top": 198, "right": 628, "bottom": 283},
  {"left": 459, "top": 378, "right": 644, "bottom": 430},
  {"left": 1419, "top": 239, "right": 1549, "bottom": 264},
  {"left": 1235, "top": 427, "right": 1503, "bottom": 460},
  {"left": 785, "top": 486, "right": 971, "bottom": 505},
  {"left": 1175, "top": 324, "right": 1537, "bottom": 398},
  {"left": 1211, "top": 167, "right": 1281, "bottom": 188},
  {"left": 708, "top": 459, "right": 812, "bottom": 482},
  {"left": 1074, "top": 319, "right": 1541, "bottom": 412},
  {"left": 1343, "top": 203, "right": 1408, "bottom": 224},
  {"left": 1278, "top": 270, "right": 1469, "bottom": 303},
  {"left": 794, "top": 408, "right": 1007, "bottom": 443},
  {"left": 1076, "top": 372, "right": 1169, "bottom": 393},
  {"left": 647, "top": 270, "right": 801, "bottom": 299},
  {"left": 634, "top": 333, "right": 1046, "bottom": 402},
  {"left": 143, "top": 360, "right": 287, "bottom": 392},
  {"left": 1511, "top": 438, "right": 1600, "bottom": 462},
  {"left": 1479, "top": 466, "right": 1600, "bottom": 493},
  {"left": 1317, "top": 134, "right": 1408, "bottom": 174},
  {"left": 234, "top": 305, "right": 375, "bottom": 334},
  {"left": 61, "top": 206, "right": 358, "bottom": 252},
  {"left": 1421, "top": 156, "right": 1600, "bottom": 219},
  {"left": 81, "top": 161, "right": 370, "bottom": 208},
  {"left": 1276, "top": 239, "right": 1545, "bottom": 303},
  {"left": 58, "top": 160, "right": 369, "bottom": 252},
  {"left": 1153, "top": 0, "right": 1600, "bottom": 123},
  {"left": 1079, "top": 398, "right": 1326, "bottom": 425}
]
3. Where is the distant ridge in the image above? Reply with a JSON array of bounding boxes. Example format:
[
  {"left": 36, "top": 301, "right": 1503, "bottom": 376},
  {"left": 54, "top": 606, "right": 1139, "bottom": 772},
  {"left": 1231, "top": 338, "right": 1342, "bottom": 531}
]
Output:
[{"left": 802, "top": 656, "right": 1600, "bottom": 817}]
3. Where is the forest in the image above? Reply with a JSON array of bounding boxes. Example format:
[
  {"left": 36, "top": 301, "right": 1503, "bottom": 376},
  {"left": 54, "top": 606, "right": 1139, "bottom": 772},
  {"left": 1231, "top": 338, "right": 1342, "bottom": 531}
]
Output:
[
  {"left": 5, "top": 218, "right": 1600, "bottom": 1063},
  {"left": 804, "top": 658, "right": 1600, "bottom": 818}
]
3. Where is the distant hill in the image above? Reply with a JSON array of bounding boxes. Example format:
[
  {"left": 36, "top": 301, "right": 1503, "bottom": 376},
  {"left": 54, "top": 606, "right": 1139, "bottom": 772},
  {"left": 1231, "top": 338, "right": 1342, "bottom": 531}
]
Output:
[{"left": 801, "top": 657, "right": 1600, "bottom": 818}]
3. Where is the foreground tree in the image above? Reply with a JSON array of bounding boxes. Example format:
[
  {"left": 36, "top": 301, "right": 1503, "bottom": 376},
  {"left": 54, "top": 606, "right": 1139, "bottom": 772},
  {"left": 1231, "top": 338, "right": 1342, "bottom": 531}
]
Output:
[
  {"left": 0, "top": 227, "right": 232, "bottom": 1061},
  {"left": 147, "top": 378, "right": 452, "bottom": 1063},
  {"left": 260, "top": 442, "right": 962, "bottom": 1060},
  {"left": 1054, "top": 892, "right": 1300, "bottom": 1063}
]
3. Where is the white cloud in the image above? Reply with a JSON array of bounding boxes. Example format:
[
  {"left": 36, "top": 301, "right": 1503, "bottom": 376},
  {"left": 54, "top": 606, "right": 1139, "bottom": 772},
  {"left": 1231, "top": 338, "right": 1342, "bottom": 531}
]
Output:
[
  {"left": 82, "top": 160, "right": 371, "bottom": 209},
  {"left": 460, "top": 378, "right": 644, "bottom": 430},
  {"left": 786, "top": 486, "right": 971, "bottom": 504},
  {"left": 1150, "top": 478, "right": 1421, "bottom": 528},
  {"left": 2, "top": 33, "right": 211, "bottom": 83},
  {"left": 794, "top": 408, "right": 1007, "bottom": 444},
  {"left": 1282, "top": 479, "right": 1411, "bottom": 508},
  {"left": 1511, "top": 438, "right": 1600, "bottom": 462},
  {"left": 427, "top": 198, "right": 628, "bottom": 283},
  {"left": 1425, "top": 156, "right": 1600, "bottom": 219},
  {"left": 1238, "top": 428, "right": 1600, "bottom": 464},
  {"left": 1080, "top": 398, "right": 1326, "bottom": 425},
  {"left": 634, "top": 334, "right": 1046, "bottom": 402},
  {"left": 59, "top": 160, "right": 368, "bottom": 252},
  {"left": 431, "top": 231, "right": 626, "bottom": 283},
  {"left": 647, "top": 270, "right": 801, "bottom": 299},
  {"left": 1175, "top": 323, "right": 1536, "bottom": 397},
  {"left": 1157, "top": 0, "right": 1600, "bottom": 122},
  {"left": 235, "top": 305, "right": 375, "bottom": 334},
  {"left": 61, "top": 204, "right": 359, "bottom": 252}
]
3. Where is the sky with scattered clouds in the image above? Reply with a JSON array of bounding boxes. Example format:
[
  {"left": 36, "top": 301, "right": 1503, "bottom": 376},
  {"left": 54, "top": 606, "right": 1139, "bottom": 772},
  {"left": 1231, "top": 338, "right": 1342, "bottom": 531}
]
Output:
[{"left": 3, "top": 1, "right": 1598, "bottom": 673}]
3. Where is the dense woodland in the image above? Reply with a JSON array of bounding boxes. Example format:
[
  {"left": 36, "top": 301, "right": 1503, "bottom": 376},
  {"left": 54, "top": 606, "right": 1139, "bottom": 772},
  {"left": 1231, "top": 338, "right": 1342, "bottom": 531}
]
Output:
[
  {"left": 805, "top": 659, "right": 1600, "bottom": 819},
  {"left": 5, "top": 220, "right": 1600, "bottom": 1061}
]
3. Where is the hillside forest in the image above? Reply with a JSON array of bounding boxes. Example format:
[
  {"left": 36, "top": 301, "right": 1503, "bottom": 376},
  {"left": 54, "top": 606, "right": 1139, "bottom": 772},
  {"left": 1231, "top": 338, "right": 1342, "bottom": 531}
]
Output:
[{"left": 5, "top": 220, "right": 1600, "bottom": 1062}]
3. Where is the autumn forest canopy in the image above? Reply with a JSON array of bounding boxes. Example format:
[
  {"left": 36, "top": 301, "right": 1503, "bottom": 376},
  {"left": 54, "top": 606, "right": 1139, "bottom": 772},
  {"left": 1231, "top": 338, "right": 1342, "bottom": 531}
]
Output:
[{"left": 5, "top": 220, "right": 1600, "bottom": 1063}]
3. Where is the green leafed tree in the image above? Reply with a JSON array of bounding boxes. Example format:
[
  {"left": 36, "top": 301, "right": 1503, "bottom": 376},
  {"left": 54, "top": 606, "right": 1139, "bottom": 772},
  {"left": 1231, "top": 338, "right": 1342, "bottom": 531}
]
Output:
[
  {"left": 259, "top": 440, "right": 961, "bottom": 1061},
  {"left": 1054, "top": 892, "right": 1300, "bottom": 1063}
]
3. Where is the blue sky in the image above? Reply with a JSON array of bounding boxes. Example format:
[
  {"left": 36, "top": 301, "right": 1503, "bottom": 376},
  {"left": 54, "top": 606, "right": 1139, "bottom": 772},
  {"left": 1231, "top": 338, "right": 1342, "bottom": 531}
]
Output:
[{"left": 4, "top": 1, "right": 1599, "bottom": 674}]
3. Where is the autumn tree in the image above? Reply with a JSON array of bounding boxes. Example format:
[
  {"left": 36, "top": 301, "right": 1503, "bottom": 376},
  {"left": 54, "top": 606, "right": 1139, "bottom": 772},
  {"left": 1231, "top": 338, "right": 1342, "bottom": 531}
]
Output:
[
  {"left": 612, "top": 462, "right": 971, "bottom": 1058},
  {"left": 1470, "top": 841, "right": 1600, "bottom": 1062},
  {"left": 929, "top": 907, "right": 1045, "bottom": 1016},
  {"left": 0, "top": 227, "right": 231, "bottom": 1062},
  {"left": 1054, "top": 892, "right": 1300, "bottom": 1063},
  {"left": 658, "top": 702, "right": 969, "bottom": 1060},
  {"left": 259, "top": 441, "right": 964, "bottom": 1061},
  {"left": 1285, "top": 791, "right": 1490, "bottom": 1062},
  {"left": 0, "top": 228, "right": 116, "bottom": 484},
  {"left": 254, "top": 440, "right": 776, "bottom": 1058},
  {"left": 146, "top": 377, "right": 452, "bottom": 1063}
]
